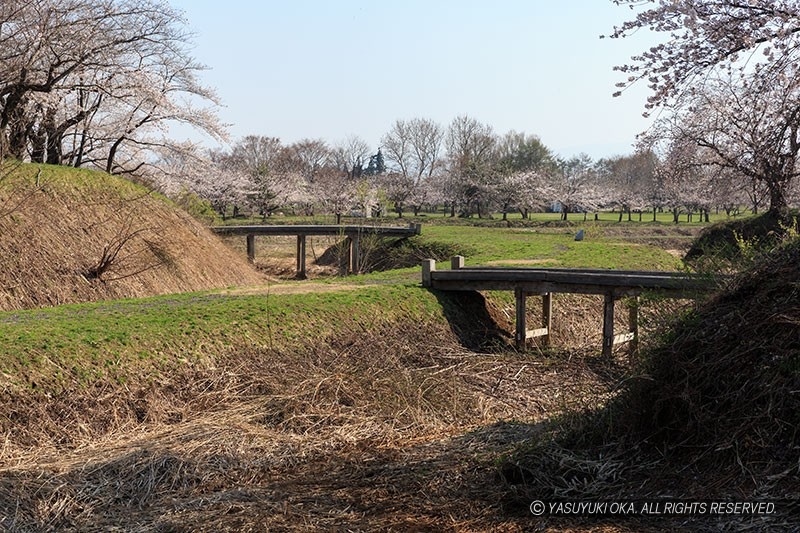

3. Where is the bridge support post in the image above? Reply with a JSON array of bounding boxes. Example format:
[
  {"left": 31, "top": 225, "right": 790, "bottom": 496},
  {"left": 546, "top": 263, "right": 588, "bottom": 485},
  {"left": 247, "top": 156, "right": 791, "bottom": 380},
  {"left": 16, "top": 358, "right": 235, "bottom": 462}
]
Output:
[
  {"left": 296, "top": 235, "right": 307, "bottom": 278},
  {"left": 628, "top": 296, "right": 639, "bottom": 357},
  {"left": 451, "top": 255, "right": 465, "bottom": 270},
  {"left": 542, "top": 292, "right": 552, "bottom": 347},
  {"left": 246, "top": 234, "right": 255, "bottom": 263},
  {"left": 338, "top": 237, "right": 350, "bottom": 276},
  {"left": 421, "top": 259, "right": 435, "bottom": 287},
  {"left": 602, "top": 291, "right": 615, "bottom": 358},
  {"left": 515, "top": 288, "right": 527, "bottom": 350},
  {"left": 350, "top": 233, "right": 360, "bottom": 274}
]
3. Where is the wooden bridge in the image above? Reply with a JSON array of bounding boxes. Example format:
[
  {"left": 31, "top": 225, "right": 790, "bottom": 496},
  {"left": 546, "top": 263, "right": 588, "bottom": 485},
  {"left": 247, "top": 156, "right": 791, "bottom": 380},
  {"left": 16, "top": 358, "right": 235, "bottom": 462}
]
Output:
[
  {"left": 422, "top": 256, "right": 720, "bottom": 356},
  {"left": 212, "top": 223, "right": 421, "bottom": 277}
]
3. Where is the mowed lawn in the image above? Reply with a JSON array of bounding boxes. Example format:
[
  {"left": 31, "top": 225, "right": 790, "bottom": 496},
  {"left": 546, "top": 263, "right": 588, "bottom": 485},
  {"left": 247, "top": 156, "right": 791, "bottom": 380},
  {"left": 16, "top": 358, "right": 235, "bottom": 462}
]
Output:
[{"left": 405, "top": 224, "right": 685, "bottom": 271}]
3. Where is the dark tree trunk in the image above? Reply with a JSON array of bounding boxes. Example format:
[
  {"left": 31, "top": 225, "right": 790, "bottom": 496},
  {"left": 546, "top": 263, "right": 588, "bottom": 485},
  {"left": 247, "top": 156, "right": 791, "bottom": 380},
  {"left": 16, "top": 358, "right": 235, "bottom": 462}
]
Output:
[
  {"left": 767, "top": 182, "right": 790, "bottom": 219},
  {"left": 29, "top": 129, "right": 46, "bottom": 163},
  {"left": 106, "top": 136, "right": 126, "bottom": 174},
  {"left": 1, "top": 90, "right": 29, "bottom": 159}
]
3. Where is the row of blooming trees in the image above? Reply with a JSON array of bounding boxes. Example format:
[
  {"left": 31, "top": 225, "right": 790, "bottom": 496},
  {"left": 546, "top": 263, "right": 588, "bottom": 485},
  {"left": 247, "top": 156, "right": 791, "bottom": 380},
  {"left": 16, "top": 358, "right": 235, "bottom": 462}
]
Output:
[{"left": 160, "top": 112, "right": 783, "bottom": 223}]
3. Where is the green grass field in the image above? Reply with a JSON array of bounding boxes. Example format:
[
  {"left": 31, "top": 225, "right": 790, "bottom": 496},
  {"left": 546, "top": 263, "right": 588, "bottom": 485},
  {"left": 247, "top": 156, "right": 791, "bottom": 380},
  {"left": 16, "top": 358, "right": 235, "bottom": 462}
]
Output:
[
  {"left": 0, "top": 284, "right": 446, "bottom": 392},
  {"left": 0, "top": 215, "right": 699, "bottom": 395},
  {"left": 221, "top": 207, "right": 744, "bottom": 227},
  {"left": 416, "top": 224, "right": 684, "bottom": 269}
]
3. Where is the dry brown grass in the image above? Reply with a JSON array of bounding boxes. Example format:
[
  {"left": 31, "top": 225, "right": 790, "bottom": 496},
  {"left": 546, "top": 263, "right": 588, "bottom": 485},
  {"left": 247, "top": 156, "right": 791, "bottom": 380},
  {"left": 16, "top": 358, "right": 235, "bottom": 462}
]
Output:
[
  {"left": 218, "top": 234, "right": 345, "bottom": 278},
  {"left": 0, "top": 306, "right": 629, "bottom": 531},
  {"left": 0, "top": 165, "right": 264, "bottom": 311}
]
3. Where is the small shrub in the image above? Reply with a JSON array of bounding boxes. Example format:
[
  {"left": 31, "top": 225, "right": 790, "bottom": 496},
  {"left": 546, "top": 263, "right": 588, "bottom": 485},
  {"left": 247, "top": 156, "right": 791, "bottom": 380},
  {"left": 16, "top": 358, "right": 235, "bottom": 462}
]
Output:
[
  {"left": 685, "top": 211, "right": 799, "bottom": 274},
  {"left": 175, "top": 189, "right": 220, "bottom": 226}
]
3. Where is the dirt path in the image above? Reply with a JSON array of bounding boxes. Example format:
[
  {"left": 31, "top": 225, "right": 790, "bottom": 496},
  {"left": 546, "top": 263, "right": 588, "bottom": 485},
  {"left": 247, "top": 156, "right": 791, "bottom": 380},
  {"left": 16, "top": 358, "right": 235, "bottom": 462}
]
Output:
[{"left": 216, "top": 280, "right": 367, "bottom": 297}]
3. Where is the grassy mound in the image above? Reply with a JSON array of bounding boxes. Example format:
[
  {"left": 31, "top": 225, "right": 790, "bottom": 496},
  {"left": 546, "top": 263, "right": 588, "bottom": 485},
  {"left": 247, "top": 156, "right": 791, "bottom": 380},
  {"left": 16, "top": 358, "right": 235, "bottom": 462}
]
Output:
[
  {"left": 502, "top": 237, "right": 800, "bottom": 529},
  {"left": 0, "top": 162, "right": 264, "bottom": 310},
  {"left": 684, "top": 211, "right": 799, "bottom": 270},
  {"left": 315, "top": 234, "right": 469, "bottom": 273}
]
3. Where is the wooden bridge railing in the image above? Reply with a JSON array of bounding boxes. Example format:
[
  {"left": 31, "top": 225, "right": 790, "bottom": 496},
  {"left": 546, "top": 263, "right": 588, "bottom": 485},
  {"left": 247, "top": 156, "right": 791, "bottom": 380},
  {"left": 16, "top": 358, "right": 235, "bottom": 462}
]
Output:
[{"left": 422, "top": 256, "right": 720, "bottom": 356}]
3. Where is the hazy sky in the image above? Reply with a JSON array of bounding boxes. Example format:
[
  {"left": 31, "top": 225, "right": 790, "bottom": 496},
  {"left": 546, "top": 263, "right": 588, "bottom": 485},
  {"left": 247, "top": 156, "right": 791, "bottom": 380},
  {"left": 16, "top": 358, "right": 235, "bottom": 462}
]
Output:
[{"left": 168, "top": 1, "right": 660, "bottom": 160}]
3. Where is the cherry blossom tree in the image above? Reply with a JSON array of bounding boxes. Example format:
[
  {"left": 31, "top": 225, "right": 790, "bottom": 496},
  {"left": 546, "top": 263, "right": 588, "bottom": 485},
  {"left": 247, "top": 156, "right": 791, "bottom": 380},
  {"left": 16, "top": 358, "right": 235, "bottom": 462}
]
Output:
[
  {"left": 381, "top": 118, "right": 444, "bottom": 217},
  {"left": 0, "top": 0, "right": 224, "bottom": 176},
  {"left": 644, "top": 70, "right": 800, "bottom": 216},
  {"left": 442, "top": 115, "right": 496, "bottom": 217},
  {"left": 280, "top": 138, "right": 331, "bottom": 215},
  {"left": 226, "top": 136, "right": 307, "bottom": 218},
  {"left": 149, "top": 144, "right": 248, "bottom": 221},
  {"left": 543, "top": 154, "right": 605, "bottom": 221},
  {"left": 380, "top": 172, "right": 414, "bottom": 218},
  {"left": 492, "top": 171, "right": 544, "bottom": 221},
  {"left": 651, "top": 138, "right": 728, "bottom": 223},
  {"left": 597, "top": 151, "right": 657, "bottom": 221},
  {"left": 311, "top": 167, "right": 358, "bottom": 224},
  {"left": 609, "top": 0, "right": 800, "bottom": 111},
  {"left": 612, "top": 1, "right": 800, "bottom": 216},
  {"left": 493, "top": 131, "right": 555, "bottom": 219}
]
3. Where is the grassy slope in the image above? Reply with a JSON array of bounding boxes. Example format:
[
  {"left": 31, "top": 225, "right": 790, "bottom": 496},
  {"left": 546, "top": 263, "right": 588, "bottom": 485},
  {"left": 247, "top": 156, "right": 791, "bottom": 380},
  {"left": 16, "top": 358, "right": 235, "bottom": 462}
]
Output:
[
  {"left": 0, "top": 284, "right": 442, "bottom": 394},
  {"left": 0, "top": 162, "right": 264, "bottom": 311}
]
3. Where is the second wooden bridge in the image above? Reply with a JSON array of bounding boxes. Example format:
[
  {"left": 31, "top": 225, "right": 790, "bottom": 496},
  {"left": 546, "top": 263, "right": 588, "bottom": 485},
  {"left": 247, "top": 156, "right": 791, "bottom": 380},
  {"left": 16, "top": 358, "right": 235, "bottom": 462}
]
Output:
[
  {"left": 213, "top": 223, "right": 422, "bottom": 277},
  {"left": 422, "top": 257, "right": 719, "bottom": 356}
]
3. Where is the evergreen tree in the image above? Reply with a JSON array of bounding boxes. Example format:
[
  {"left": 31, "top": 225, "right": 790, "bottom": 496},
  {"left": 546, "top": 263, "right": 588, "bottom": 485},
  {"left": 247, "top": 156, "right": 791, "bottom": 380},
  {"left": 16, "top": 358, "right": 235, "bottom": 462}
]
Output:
[{"left": 365, "top": 149, "right": 386, "bottom": 176}]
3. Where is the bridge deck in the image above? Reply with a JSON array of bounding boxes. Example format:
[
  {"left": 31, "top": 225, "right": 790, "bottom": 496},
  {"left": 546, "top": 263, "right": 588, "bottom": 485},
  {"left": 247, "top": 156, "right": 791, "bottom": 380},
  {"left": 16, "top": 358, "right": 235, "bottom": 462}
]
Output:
[{"left": 213, "top": 224, "right": 421, "bottom": 237}]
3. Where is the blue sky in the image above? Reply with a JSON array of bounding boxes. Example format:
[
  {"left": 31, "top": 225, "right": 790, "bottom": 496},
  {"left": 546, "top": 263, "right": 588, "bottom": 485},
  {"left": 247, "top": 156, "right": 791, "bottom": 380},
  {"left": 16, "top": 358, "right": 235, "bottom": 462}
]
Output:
[{"left": 168, "top": 1, "right": 659, "bottom": 159}]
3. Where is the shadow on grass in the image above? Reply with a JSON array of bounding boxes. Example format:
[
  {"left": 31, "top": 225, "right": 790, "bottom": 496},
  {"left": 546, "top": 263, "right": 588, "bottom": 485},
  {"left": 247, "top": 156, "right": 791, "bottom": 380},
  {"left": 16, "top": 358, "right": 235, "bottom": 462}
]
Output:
[{"left": 429, "top": 289, "right": 509, "bottom": 351}]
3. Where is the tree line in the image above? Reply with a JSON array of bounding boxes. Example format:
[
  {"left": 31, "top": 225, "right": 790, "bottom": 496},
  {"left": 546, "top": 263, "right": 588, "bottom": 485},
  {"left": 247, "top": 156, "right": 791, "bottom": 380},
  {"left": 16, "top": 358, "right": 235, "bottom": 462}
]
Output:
[
  {"left": 161, "top": 114, "right": 775, "bottom": 224},
  {"left": 2, "top": 1, "right": 799, "bottom": 222}
]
